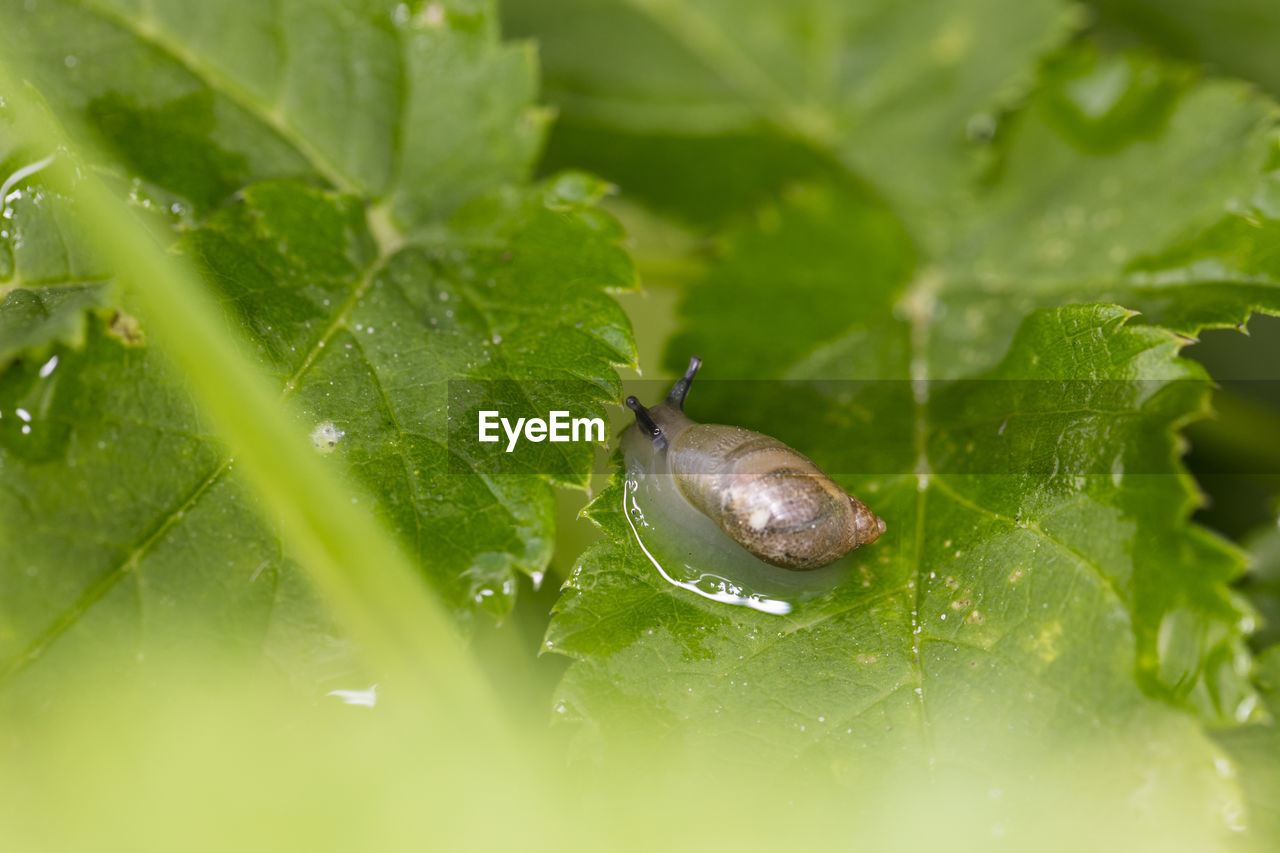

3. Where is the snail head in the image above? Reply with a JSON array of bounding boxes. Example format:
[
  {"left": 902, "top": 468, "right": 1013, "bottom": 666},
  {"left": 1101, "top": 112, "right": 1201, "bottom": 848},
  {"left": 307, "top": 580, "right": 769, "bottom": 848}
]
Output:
[{"left": 625, "top": 356, "right": 702, "bottom": 448}]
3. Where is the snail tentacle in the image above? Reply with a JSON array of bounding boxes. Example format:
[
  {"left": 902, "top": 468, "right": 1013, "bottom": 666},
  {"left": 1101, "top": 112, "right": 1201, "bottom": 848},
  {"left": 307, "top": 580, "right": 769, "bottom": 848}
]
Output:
[
  {"left": 664, "top": 356, "right": 702, "bottom": 410},
  {"left": 625, "top": 396, "right": 666, "bottom": 447}
]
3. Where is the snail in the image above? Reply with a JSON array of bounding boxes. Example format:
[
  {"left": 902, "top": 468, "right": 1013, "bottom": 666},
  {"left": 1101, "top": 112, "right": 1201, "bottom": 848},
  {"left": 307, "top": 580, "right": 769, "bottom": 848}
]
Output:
[{"left": 623, "top": 357, "right": 885, "bottom": 572}]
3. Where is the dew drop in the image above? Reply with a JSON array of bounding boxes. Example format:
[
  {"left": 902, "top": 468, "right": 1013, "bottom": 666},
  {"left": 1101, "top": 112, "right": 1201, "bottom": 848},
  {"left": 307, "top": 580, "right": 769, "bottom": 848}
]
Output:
[
  {"left": 965, "top": 112, "right": 996, "bottom": 143},
  {"left": 327, "top": 685, "right": 377, "bottom": 708},
  {"left": 421, "top": 2, "right": 444, "bottom": 27},
  {"left": 310, "top": 421, "right": 345, "bottom": 453}
]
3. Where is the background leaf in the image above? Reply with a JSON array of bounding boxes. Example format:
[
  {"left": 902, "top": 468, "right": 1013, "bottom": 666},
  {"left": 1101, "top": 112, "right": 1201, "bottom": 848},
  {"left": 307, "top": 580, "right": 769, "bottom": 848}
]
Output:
[
  {"left": 1089, "top": 0, "right": 1280, "bottom": 101},
  {"left": 1240, "top": 517, "right": 1280, "bottom": 653},
  {"left": 1214, "top": 647, "right": 1280, "bottom": 850},
  {"left": 503, "top": 0, "right": 1070, "bottom": 228}
]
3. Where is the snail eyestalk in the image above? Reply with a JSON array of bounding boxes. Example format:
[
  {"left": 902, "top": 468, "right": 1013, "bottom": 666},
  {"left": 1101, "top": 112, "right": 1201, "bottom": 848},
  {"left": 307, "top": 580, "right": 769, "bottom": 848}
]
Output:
[
  {"left": 665, "top": 356, "right": 702, "bottom": 410},
  {"left": 625, "top": 396, "right": 664, "bottom": 444}
]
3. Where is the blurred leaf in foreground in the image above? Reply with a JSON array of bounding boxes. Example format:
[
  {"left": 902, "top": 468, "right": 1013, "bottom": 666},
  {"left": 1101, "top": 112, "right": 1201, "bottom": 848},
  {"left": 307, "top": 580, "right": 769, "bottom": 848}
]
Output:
[{"left": 0, "top": 633, "right": 1259, "bottom": 852}]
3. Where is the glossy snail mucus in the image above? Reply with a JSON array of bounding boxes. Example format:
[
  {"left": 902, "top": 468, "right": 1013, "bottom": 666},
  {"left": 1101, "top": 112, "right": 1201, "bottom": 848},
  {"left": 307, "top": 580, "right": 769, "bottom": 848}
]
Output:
[{"left": 623, "top": 357, "right": 885, "bottom": 571}]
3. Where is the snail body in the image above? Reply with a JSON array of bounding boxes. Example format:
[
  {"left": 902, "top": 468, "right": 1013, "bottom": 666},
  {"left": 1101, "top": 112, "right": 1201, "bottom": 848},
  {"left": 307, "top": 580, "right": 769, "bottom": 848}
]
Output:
[{"left": 623, "top": 358, "right": 885, "bottom": 572}]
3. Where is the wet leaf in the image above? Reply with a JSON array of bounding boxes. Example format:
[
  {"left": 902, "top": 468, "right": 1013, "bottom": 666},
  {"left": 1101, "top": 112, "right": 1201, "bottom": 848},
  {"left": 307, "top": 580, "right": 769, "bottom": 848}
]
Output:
[
  {"left": 512, "top": 1, "right": 1280, "bottom": 841},
  {"left": 0, "top": 1, "right": 635, "bottom": 694},
  {"left": 1214, "top": 648, "right": 1280, "bottom": 850},
  {"left": 504, "top": 0, "right": 1070, "bottom": 227},
  {"left": 1241, "top": 520, "right": 1280, "bottom": 653},
  {"left": 1090, "top": 0, "right": 1280, "bottom": 100},
  {"left": 551, "top": 305, "right": 1253, "bottom": 840}
]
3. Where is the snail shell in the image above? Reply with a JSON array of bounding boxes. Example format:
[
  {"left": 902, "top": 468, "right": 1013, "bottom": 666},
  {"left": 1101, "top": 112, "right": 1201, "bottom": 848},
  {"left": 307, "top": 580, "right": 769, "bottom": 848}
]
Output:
[{"left": 624, "top": 357, "right": 885, "bottom": 571}]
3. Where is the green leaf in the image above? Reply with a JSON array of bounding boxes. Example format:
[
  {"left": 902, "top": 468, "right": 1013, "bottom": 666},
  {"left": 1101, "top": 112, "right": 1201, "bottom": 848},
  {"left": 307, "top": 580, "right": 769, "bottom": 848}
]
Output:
[
  {"left": 521, "top": 4, "right": 1280, "bottom": 830},
  {"left": 506, "top": 0, "right": 1280, "bottom": 384},
  {"left": 550, "top": 306, "right": 1253, "bottom": 835},
  {"left": 512, "top": 0, "right": 1280, "bottom": 361},
  {"left": 1090, "top": 0, "right": 1280, "bottom": 101},
  {"left": 3, "top": 0, "right": 542, "bottom": 220},
  {"left": 0, "top": 283, "right": 111, "bottom": 367},
  {"left": 1241, "top": 520, "right": 1280, "bottom": 653},
  {"left": 504, "top": 0, "right": 1071, "bottom": 226},
  {"left": 0, "top": 0, "right": 551, "bottom": 361},
  {"left": 514, "top": 6, "right": 1279, "bottom": 716},
  {"left": 0, "top": 172, "right": 635, "bottom": 695},
  {"left": 645, "top": 180, "right": 1265, "bottom": 727},
  {"left": 936, "top": 48, "right": 1280, "bottom": 373},
  {"left": 1214, "top": 648, "right": 1280, "bottom": 850},
  {"left": 0, "top": 0, "right": 637, "bottom": 693},
  {"left": 0, "top": 126, "right": 112, "bottom": 368}
]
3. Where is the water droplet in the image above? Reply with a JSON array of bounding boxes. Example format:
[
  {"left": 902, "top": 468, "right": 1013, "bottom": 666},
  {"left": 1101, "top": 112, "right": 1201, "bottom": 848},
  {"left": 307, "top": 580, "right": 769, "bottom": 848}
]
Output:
[
  {"left": 965, "top": 112, "right": 996, "bottom": 143},
  {"left": 310, "top": 421, "right": 345, "bottom": 453},
  {"left": 421, "top": 2, "right": 445, "bottom": 27},
  {"left": 327, "top": 685, "right": 377, "bottom": 708}
]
